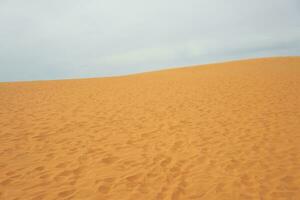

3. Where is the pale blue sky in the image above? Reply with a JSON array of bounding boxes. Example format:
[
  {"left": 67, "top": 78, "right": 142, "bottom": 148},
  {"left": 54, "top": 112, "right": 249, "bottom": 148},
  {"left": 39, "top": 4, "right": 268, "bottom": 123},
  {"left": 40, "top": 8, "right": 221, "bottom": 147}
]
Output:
[{"left": 0, "top": 0, "right": 300, "bottom": 82}]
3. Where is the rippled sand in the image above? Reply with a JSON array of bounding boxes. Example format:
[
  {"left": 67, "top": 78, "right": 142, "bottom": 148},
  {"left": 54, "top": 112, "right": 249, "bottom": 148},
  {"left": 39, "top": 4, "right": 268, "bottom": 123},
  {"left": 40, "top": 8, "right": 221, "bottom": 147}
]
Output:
[{"left": 0, "top": 57, "right": 299, "bottom": 200}]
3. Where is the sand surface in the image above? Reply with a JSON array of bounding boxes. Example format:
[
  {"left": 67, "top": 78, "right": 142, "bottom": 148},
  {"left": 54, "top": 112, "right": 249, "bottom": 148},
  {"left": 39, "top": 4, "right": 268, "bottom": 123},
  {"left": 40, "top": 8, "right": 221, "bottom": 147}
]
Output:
[{"left": 0, "top": 57, "right": 300, "bottom": 200}]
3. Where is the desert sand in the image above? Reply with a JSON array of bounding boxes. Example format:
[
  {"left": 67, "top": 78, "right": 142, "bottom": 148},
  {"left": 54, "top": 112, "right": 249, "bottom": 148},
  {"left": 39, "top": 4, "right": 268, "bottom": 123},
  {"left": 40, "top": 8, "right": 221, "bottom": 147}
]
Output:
[{"left": 0, "top": 57, "right": 299, "bottom": 200}]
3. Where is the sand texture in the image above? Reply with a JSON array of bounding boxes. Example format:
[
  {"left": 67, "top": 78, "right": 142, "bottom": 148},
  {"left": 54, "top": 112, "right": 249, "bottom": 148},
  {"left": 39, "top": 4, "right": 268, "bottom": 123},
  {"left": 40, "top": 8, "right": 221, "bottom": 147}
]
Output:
[{"left": 0, "top": 57, "right": 300, "bottom": 200}]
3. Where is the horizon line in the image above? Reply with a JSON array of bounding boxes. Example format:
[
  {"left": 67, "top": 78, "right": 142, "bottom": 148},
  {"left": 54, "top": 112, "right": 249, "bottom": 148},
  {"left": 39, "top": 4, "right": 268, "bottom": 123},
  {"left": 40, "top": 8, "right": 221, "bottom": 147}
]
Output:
[{"left": 1, "top": 55, "right": 299, "bottom": 84}]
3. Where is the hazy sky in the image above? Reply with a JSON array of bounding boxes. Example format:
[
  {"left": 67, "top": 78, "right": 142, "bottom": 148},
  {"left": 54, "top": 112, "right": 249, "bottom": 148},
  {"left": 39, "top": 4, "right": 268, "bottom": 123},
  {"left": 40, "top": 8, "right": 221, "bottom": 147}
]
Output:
[{"left": 1, "top": 0, "right": 300, "bottom": 82}]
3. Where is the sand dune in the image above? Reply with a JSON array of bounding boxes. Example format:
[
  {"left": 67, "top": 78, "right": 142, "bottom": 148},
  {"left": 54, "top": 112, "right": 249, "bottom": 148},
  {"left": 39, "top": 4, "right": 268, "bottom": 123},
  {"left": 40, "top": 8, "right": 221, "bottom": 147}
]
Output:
[{"left": 0, "top": 57, "right": 299, "bottom": 200}]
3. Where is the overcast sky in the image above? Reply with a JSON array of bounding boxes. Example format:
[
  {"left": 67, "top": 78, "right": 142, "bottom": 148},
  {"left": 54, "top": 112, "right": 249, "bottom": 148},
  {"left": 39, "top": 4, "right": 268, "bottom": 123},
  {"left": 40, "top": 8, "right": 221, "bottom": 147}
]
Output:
[{"left": 0, "top": 0, "right": 300, "bottom": 82}]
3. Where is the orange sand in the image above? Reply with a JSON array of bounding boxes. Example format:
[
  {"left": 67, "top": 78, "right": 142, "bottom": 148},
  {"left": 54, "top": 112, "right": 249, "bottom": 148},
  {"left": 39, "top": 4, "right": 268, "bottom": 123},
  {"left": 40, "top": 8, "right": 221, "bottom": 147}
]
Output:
[{"left": 0, "top": 57, "right": 300, "bottom": 200}]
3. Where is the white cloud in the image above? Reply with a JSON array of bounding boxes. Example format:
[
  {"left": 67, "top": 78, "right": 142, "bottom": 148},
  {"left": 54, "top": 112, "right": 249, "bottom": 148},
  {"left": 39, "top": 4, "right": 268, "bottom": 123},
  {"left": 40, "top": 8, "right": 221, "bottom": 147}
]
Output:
[{"left": 0, "top": 0, "right": 299, "bottom": 81}]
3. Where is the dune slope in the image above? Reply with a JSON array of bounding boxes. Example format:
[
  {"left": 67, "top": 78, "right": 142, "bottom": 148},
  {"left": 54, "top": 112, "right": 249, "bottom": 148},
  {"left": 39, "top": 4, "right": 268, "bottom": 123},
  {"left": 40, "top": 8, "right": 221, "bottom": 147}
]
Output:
[{"left": 0, "top": 57, "right": 300, "bottom": 200}]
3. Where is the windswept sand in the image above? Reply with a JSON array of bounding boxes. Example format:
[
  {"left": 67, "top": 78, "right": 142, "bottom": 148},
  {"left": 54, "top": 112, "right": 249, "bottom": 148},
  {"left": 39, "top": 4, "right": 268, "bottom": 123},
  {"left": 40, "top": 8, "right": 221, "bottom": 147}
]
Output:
[{"left": 0, "top": 57, "right": 300, "bottom": 200}]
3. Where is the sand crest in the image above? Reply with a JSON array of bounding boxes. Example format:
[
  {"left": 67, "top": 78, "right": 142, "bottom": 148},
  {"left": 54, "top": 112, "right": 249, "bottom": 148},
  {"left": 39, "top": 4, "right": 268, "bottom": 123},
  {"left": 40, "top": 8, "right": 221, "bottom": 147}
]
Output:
[{"left": 0, "top": 57, "right": 299, "bottom": 199}]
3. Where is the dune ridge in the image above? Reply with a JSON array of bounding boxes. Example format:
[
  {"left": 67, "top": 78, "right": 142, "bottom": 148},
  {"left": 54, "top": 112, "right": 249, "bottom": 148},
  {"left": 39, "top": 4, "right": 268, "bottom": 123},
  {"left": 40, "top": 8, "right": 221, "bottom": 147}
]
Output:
[{"left": 0, "top": 57, "right": 299, "bottom": 199}]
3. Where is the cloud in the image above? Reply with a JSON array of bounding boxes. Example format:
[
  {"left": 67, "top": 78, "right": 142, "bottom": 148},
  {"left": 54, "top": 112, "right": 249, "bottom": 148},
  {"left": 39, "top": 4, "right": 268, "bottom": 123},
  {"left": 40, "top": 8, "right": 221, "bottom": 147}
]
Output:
[{"left": 0, "top": 0, "right": 300, "bottom": 81}]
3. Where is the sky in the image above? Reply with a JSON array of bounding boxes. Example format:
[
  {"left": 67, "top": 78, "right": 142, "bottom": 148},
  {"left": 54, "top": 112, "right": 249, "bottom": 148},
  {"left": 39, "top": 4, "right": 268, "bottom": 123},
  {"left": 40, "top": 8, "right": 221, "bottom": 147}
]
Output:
[{"left": 0, "top": 0, "right": 300, "bottom": 82}]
